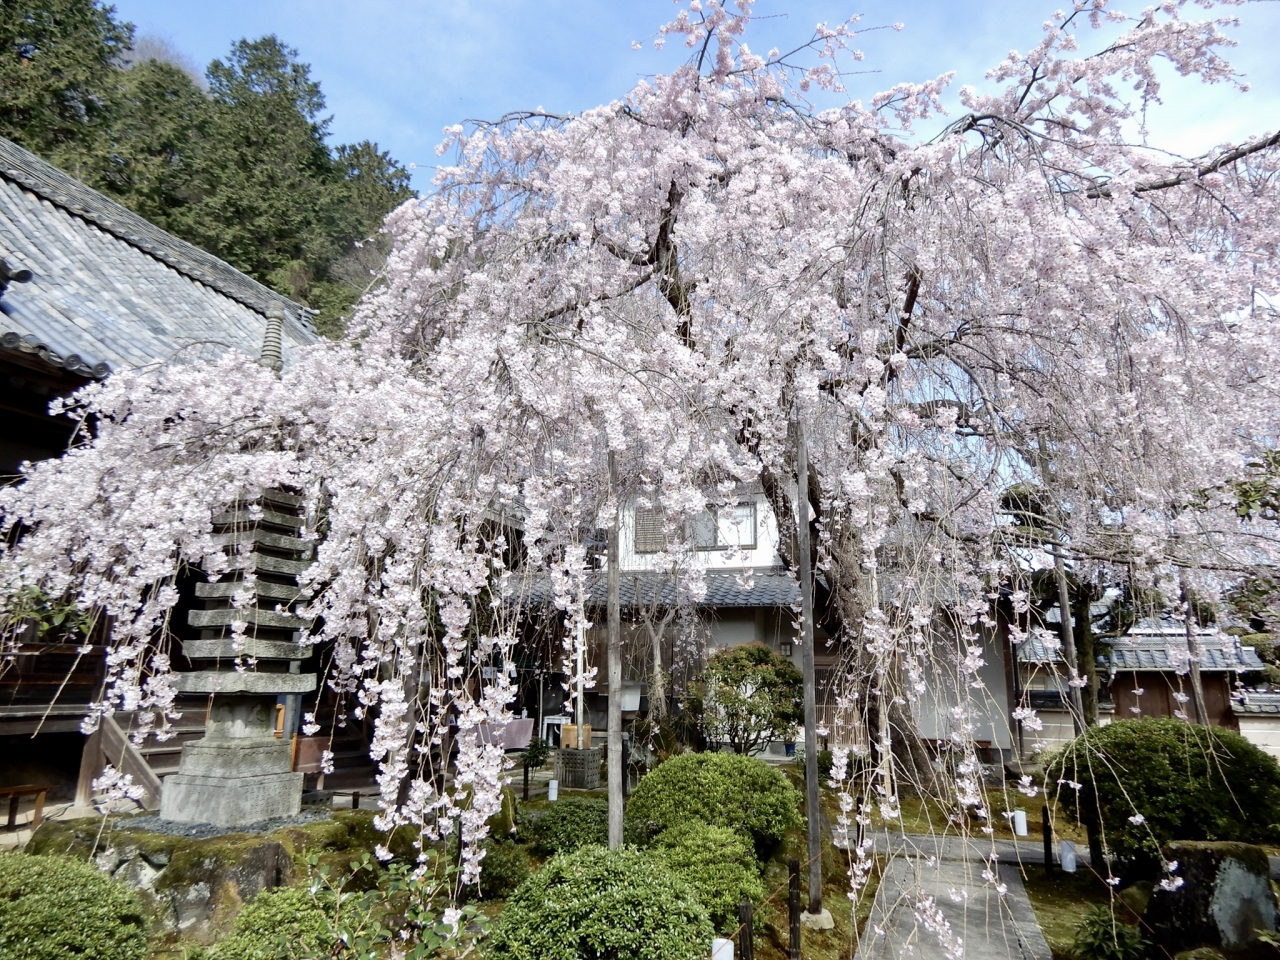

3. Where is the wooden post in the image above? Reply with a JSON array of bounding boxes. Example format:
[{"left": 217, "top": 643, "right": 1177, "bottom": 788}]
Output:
[
  {"left": 351, "top": 791, "right": 360, "bottom": 810},
  {"left": 739, "top": 899, "right": 755, "bottom": 960},
  {"left": 788, "top": 856, "right": 801, "bottom": 960},
  {"left": 795, "top": 420, "right": 823, "bottom": 915},
  {"left": 523, "top": 759, "right": 530, "bottom": 801},
  {"left": 606, "top": 450, "right": 623, "bottom": 849},
  {"left": 1042, "top": 804, "right": 1054, "bottom": 876},
  {"left": 1052, "top": 546, "right": 1086, "bottom": 735}
]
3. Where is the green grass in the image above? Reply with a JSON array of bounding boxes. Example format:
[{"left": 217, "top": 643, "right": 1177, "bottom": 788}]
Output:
[{"left": 1020, "top": 867, "right": 1113, "bottom": 960}]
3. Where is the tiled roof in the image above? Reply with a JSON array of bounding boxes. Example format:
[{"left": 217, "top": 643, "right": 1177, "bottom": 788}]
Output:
[
  {"left": 1233, "top": 690, "right": 1280, "bottom": 715},
  {"left": 508, "top": 568, "right": 801, "bottom": 609},
  {"left": 1017, "top": 623, "right": 1264, "bottom": 674},
  {"left": 0, "top": 136, "right": 315, "bottom": 378}
]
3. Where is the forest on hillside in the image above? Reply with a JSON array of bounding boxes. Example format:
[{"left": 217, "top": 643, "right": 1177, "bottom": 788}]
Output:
[{"left": 0, "top": 0, "right": 415, "bottom": 336}]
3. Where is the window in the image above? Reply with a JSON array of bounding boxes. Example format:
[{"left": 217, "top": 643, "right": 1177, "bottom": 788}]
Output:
[
  {"left": 634, "top": 507, "right": 667, "bottom": 554},
  {"left": 694, "top": 502, "right": 757, "bottom": 552}
]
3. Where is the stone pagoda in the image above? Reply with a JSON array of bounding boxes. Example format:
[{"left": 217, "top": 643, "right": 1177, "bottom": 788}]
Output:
[{"left": 159, "top": 489, "right": 317, "bottom": 826}]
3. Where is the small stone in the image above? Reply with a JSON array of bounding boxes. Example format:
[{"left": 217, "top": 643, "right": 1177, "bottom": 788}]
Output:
[{"left": 801, "top": 908, "right": 835, "bottom": 930}]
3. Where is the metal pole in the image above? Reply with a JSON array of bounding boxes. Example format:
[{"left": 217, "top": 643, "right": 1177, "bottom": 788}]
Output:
[
  {"left": 788, "top": 857, "right": 801, "bottom": 960},
  {"left": 795, "top": 419, "right": 823, "bottom": 915}
]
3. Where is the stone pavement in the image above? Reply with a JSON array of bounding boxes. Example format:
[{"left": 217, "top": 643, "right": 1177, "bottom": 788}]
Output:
[{"left": 855, "top": 855, "right": 1051, "bottom": 960}]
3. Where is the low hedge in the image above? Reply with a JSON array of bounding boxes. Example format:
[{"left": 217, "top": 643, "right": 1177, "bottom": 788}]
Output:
[
  {"left": 625, "top": 752, "right": 801, "bottom": 851},
  {"left": 653, "top": 822, "right": 765, "bottom": 933},
  {"left": 208, "top": 887, "right": 333, "bottom": 960},
  {"left": 521, "top": 796, "right": 609, "bottom": 855},
  {"left": 0, "top": 852, "right": 148, "bottom": 960},
  {"left": 486, "top": 845, "right": 713, "bottom": 960}
]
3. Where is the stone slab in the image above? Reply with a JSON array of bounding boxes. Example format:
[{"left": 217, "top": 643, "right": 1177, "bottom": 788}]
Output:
[
  {"left": 160, "top": 771, "right": 303, "bottom": 827},
  {"left": 188, "top": 608, "right": 311, "bottom": 630},
  {"left": 195, "top": 580, "right": 301, "bottom": 602},
  {"left": 184, "top": 639, "right": 310, "bottom": 661},
  {"left": 174, "top": 671, "right": 315, "bottom": 695},
  {"left": 177, "top": 739, "right": 293, "bottom": 777}
]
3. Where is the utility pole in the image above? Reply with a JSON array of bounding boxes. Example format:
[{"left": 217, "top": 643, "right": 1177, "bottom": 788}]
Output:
[
  {"left": 607, "top": 451, "right": 623, "bottom": 848},
  {"left": 795, "top": 420, "right": 823, "bottom": 916}
]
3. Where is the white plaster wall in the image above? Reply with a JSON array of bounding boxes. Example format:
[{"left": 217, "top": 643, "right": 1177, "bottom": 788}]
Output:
[
  {"left": 1237, "top": 717, "right": 1280, "bottom": 760},
  {"left": 913, "top": 629, "right": 1014, "bottom": 750},
  {"left": 619, "top": 493, "right": 784, "bottom": 572}
]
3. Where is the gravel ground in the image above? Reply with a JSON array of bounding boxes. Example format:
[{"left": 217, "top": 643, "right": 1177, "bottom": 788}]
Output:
[{"left": 110, "top": 802, "right": 334, "bottom": 839}]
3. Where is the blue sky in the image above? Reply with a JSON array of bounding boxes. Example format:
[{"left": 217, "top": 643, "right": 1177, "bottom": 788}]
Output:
[{"left": 112, "top": 0, "right": 1280, "bottom": 193}]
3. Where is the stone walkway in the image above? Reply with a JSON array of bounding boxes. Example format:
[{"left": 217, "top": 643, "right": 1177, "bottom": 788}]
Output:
[{"left": 855, "top": 855, "right": 1051, "bottom": 960}]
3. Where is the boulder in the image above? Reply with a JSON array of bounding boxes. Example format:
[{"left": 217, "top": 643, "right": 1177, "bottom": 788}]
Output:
[{"left": 1145, "top": 841, "right": 1279, "bottom": 956}]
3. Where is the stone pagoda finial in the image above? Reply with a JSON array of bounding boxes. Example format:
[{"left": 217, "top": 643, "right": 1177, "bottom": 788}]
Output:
[{"left": 258, "top": 304, "right": 286, "bottom": 372}]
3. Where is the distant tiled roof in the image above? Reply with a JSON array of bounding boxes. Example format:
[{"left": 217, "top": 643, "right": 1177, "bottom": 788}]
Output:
[
  {"left": 1018, "top": 622, "right": 1264, "bottom": 674},
  {"left": 509, "top": 568, "right": 801, "bottom": 609},
  {"left": 0, "top": 136, "right": 315, "bottom": 377},
  {"left": 1233, "top": 690, "right": 1280, "bottom": 715}
]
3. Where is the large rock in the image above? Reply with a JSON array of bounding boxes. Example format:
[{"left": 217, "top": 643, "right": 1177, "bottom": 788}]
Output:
[{"left": 1145, "top": 841, "right": 1279, "bottom": 956}]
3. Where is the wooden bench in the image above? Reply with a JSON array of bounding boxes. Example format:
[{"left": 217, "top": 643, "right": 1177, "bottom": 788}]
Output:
[{"left": 0, "top": 785, "right": 50, "bottom": 831}]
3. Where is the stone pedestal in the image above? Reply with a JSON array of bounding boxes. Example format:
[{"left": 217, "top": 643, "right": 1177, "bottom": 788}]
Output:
[{"left": 556, "top": 747, "right": 602, "bottom": 790}]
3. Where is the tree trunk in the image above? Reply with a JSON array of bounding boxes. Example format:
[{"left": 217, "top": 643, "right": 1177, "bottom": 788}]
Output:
[
  {"left": 1180, "top": 574, "right": 1209, "bottom": 725},
  {"left": 1072, "top": 590, "right": 1099, "bottom": 728},
  {"left": 607, "top": 451, "right": 624, "bottom": 849}
]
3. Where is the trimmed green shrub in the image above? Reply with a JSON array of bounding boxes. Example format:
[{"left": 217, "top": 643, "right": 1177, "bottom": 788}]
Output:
[
  {"left": 476, "top": 839, "right": 530, "bottom": 900},
  {"left": 687, "top": 643, "right": 803, "bottom": 756},
  {"left": 1046, "top": 717, "right": 1280, "bottom": 872},
  {"left": 209, "top": 887, "right": 332, "bottom": 960},
  {"left": 1069, "top": 906, "right": 1146, "bottom": 960},
  {"left": 653, "top": 822, "right": 765, "bottom": 933},
  {"left": 486, "top": 845, "right": 714, "bottom": 960},
  {"left": 796, "top": 746, "right": 834, "bottom": 782},
  {"left": 625, "top": 752, "right": 801, "bottom": 850},
  {"left": 0, "top": 852, "right": 148, "bottom": 960},
  {"left": 522, "top": 796, "right": 609, "bottom": 855}
]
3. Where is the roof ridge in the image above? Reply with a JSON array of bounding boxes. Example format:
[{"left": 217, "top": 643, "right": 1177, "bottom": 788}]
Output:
[{"left": 0, "top": 136, "right": 314, "bottom": 334}]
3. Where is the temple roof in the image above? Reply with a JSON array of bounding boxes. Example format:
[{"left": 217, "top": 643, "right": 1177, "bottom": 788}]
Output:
[{"left": 0, "top": 136, "right": 315, "bottom": 379}]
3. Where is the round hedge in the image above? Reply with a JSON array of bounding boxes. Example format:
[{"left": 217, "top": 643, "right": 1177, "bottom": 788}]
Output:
[
  {"left": 521, "top": 796, "right": 609, "bottom": 855},
  {"left": 653, "top": 822, "right": 765, "bottom": 933},
  {"left": 486, "top": 845, "right": 714, "bottom": 960},
  {"left": 625, "top": 752, "right": 801, "bottom": 849},
  {"left": 209, "top": 887, "right": 332, "bottom": 960},
  {"left": 476, "top": 839, "right": 530, "bottom": 901},
  {"left": 1046, "top": 717, "right": 1280, "bottom": 871},
  {"left": 0, "top": 853, "right": 148, "bottom": 960}
]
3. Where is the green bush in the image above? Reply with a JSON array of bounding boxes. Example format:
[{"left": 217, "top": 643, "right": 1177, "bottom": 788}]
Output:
[
  {"left": 476, "top": 839, "right": 530, "bottom": 900},
  {"left": 796, "top": 746, "right": 834, "bottom": 782},
  {"left": 0, "top": 852, "right": 148, "bottom": 960},
  {"left": 625, "top": 752, "right": 801, "bottom": 850},
  {"left": 1046, "top": 717, "right": 1280, "bottom": 872},
  {"left": 486, "top": 845, "right": 714, "bottom": 960},
  {"left": 522, "top": 796, "right": 609, "bottom": 855},
  {"left": 1069, "top": 906, "right": 1146, "bottom": 960},
  {"left": 209, "top": 887, "right": 332, "bottom": 960},
  {"left": 653, "top": 822, "right": 765, "bottom": 933}
]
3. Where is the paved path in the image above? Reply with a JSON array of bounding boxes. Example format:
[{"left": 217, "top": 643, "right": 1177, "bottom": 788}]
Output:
[{"left": 855, "top": 856, "right": 1051, "bottom": 960}]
